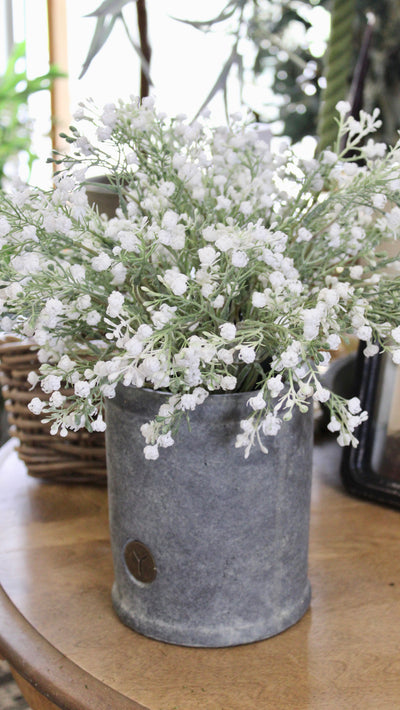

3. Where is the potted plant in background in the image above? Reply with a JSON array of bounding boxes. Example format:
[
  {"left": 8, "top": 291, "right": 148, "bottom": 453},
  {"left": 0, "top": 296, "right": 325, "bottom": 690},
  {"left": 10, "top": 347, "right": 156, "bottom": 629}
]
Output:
[
  {"left": 0, "top": 97, "right": 399, "bottom": 647},
  {"left": 78, "top": 0, "right": 152, "bottom": 217}
]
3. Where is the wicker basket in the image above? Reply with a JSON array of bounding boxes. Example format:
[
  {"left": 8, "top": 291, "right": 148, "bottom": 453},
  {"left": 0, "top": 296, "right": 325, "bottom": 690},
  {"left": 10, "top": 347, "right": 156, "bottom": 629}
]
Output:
[{"left": 0, "top": 338, "right": 107, "bottom": 485}]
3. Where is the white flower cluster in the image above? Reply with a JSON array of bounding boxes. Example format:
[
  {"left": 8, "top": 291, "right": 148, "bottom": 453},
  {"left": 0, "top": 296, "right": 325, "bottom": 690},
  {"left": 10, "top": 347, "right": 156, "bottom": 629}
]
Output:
[{"left": 0, "top": 98, "right": 399, "bottom": 458}]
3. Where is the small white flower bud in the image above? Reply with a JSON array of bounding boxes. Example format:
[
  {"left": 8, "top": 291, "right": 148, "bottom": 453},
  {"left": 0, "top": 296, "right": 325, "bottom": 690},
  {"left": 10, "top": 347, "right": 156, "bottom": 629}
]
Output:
[
  {"left": 219, "top": 323, "right": 236, "bottom": 341},
  {"left": 144, "top": 445, "right": 159, "bottom": 460},
  {"left": 28, "top": 397, "right": 45, "bottom": 415}
]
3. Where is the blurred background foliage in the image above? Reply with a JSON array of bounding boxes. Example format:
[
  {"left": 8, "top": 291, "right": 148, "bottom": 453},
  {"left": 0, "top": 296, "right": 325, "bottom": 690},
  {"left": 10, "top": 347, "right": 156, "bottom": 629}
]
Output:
[
  {"left": 82, "top": 0, "right": 400, "bottom": 146},
  {"left": 0, "top": 40, "right": 63, "bottom": 186},
  {"left": 355, "top": 0, "right": 400, "bottom": 145},
  {"left": 248, "top": 0, "right": 330, "bottom": 142},
  {"left": 176, "top": 0, "right": 400, "bottom": 146}
]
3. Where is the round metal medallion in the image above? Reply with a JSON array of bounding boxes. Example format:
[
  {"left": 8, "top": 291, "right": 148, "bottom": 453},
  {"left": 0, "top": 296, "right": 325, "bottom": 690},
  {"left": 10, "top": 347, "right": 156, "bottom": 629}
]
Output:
[{"left": 124, "top": 540, "right": 157, "bottom": 584}]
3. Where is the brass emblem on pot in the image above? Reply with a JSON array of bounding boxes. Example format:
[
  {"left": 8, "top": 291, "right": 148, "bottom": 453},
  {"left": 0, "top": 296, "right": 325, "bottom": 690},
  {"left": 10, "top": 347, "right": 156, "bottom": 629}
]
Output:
[{"left": 124, "top": 540, "right": 157, "bottom": 584}]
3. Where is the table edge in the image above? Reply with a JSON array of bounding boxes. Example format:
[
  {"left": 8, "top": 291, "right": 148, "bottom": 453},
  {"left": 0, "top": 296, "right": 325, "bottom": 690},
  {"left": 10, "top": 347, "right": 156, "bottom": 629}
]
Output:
[{"left": 0, "top": 585, "right": 148, "bottom": 710}]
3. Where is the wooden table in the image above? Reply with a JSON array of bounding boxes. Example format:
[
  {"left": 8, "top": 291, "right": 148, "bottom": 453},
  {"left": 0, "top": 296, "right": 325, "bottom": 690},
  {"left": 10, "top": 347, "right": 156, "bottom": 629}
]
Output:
[{"left": 0, "top": 437, "right": 399, "bottom": 710}]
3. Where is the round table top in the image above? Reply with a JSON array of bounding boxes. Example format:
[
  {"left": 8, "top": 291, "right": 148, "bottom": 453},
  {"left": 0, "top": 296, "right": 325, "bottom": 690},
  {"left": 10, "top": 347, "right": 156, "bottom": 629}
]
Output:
[{"left": 1, "top": 438, "right": 400, "bottom": 710}]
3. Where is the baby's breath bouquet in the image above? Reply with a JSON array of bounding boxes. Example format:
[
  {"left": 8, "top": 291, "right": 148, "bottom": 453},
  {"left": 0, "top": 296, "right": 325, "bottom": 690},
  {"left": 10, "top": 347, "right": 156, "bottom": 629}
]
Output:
[{"left": 0, "top": 97, "right": 399, "bottom": 459}]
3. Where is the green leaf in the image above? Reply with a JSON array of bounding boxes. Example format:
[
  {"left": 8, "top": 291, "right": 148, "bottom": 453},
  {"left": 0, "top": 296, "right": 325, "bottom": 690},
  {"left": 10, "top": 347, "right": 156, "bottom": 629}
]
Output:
[
  {"left": 171, "top": 0, "right": 239, "bottom": 30},
  {"left": 79, "top": 14, "right": 119, "bottom": 78},
  {"left": 193, "top": 45, "right": 240, "bottom": 120},
  {"left": 274, "top": 8, "right": 313, "bottom": 33},
  {"left": 87, "top": 0, "right": 136, "bottom": 17},
  {"left": 80, "top": 1, "right": 152, "bottom": 84},
  {"left": 0, "top": 41, "right": 64, "bottom": 184},
  {"left": 119, "top": 13, "right": 152, "bottom": 84}
]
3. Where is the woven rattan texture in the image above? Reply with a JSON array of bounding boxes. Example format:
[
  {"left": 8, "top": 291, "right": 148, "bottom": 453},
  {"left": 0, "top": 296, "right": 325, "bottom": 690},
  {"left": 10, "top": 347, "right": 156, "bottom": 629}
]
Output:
[{"left": 0, "top": 339, "right": 107, "bottom": 485}]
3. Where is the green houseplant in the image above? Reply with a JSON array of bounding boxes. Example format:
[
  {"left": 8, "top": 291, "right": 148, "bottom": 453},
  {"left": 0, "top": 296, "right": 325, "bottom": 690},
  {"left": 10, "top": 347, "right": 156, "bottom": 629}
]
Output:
[{"left": 0, "top": 97, "right": 399, "bottom": 645}]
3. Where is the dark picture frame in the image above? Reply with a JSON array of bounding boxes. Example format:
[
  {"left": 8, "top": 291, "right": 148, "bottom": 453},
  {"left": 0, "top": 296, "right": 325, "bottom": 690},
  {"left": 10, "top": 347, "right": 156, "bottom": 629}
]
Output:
[{"left": 341, "top": 344, "right": 400, "bottom": 509}]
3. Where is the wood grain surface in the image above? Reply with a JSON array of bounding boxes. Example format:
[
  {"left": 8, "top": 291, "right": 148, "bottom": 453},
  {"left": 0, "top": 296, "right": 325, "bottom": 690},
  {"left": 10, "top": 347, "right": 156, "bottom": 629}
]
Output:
[{"left": 0, "top": 439, "right": 399, "bottom": 710}]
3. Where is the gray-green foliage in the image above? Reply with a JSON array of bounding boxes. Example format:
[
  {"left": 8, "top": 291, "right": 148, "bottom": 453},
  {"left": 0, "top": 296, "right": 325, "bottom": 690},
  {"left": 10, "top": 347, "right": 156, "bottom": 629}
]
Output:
[{"left": 0, "top": 100, "right": 399, "bottom": 457}]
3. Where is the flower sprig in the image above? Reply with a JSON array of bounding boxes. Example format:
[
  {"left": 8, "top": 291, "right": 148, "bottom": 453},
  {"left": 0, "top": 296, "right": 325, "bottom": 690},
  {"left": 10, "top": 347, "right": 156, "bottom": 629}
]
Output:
[{"left": 0, "top": 97, "right": 399, "bottom": 459}]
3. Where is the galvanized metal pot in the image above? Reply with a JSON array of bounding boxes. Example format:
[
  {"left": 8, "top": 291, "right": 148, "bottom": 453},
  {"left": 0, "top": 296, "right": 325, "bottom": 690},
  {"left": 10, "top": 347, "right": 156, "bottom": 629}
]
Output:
[{"left": 105, "top": 385, "right": 313, "bottom": 648}]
